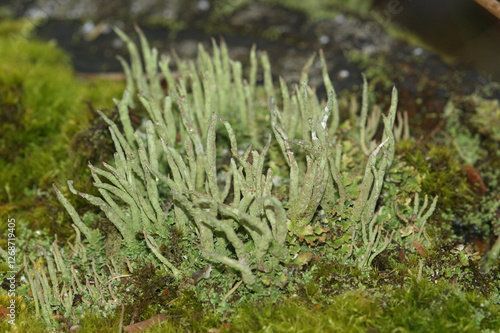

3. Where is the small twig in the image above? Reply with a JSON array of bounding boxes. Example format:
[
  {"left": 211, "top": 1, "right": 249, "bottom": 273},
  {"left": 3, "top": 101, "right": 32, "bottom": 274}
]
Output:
[
  {"left": 222, "top": 279, "right": 243, "bottom": 303},
  {"left": 101, "top": 275, "right": 131, "bottom": 306},
  {"left": 473, "top": 0, "right": 500, "bottom": 20},
  {"left": 104, "top": 274, "right": 132, "bottom": 285},
  {"left": 118, "top": 304, "right": 125, "bottom": 333}
]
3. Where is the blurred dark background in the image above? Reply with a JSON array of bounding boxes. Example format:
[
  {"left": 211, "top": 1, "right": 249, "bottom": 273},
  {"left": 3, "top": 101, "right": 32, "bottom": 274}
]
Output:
[
  {"left": 0, "top": 0, "right": 498, "bottom": 80},
  {"left": 373, "top": 0, "right": 500, "bottom": 81}
]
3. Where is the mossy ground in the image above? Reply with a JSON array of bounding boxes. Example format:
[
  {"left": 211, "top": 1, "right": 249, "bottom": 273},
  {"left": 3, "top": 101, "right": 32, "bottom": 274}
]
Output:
[
  {"left": 1, "top": 15, "right": 499, "bottom": 333},
  {"left": 0, "top": 19, "right": 125, "bottom": 239}
]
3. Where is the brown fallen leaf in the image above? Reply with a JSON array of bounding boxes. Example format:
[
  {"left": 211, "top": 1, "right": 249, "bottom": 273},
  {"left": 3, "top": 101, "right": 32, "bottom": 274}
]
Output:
[
  {"left": 0, "top": 305, "right": 10, "bottom": 321},
  {"left": 124, "top": 313, "right": 167, "bottom": 332},
  {"left": 464, "top": 164, "right": 487, "bottom": 195},
  {"left": 207, "top": 321, "right": 230, "bottom": 333},
  {"left": 413, "top": 241, "right": 428, "bottom": 257}
]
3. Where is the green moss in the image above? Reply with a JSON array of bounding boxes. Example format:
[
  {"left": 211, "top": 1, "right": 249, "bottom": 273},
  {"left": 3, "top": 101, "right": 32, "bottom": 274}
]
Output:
[
  {"left": 379, "top": 279, "right": 497, "bottom": 331},
  {"left": 401, "top": 142, "right": 474, "bottom": 215},
  {"left": 228, "top": 293, "right": 376, "bottom": 332},
  {"left": 116, "top": 263, "right": 177, "bottom": 322},
  {"left": 78, "top": 310, "right": 123, "bottom": 333},
  {"left": 0, "top": 30, "right": 124, "bottom": 203},
  {"left": 265, "top": 0, "right": 373, "bottom": 19},
  {"left": 0, "top": 37, "right": 80, "bottom": 203},
  {"left": 0, "top": 293, "right": 46, "bottom": 333},
  {"left": 223, "top": 275, "right": 499, "bottom": 332},
  {"left": 0, "top": 19, "right": 125, "bottom": 244},
  {"left": 146, "top": 289, "right": 223, "bottom": 332}
]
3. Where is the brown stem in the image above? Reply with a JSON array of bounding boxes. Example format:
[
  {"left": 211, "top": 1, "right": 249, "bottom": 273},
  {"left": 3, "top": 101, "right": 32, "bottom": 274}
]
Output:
[{"left": 473, "top": 0, "right": 500, "bottom": 20}]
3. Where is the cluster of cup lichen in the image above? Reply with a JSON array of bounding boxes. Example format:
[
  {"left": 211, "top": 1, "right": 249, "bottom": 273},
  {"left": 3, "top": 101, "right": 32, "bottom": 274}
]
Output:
[{"left": 18, "top": 26, "right": 440, "bottom": 325}]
